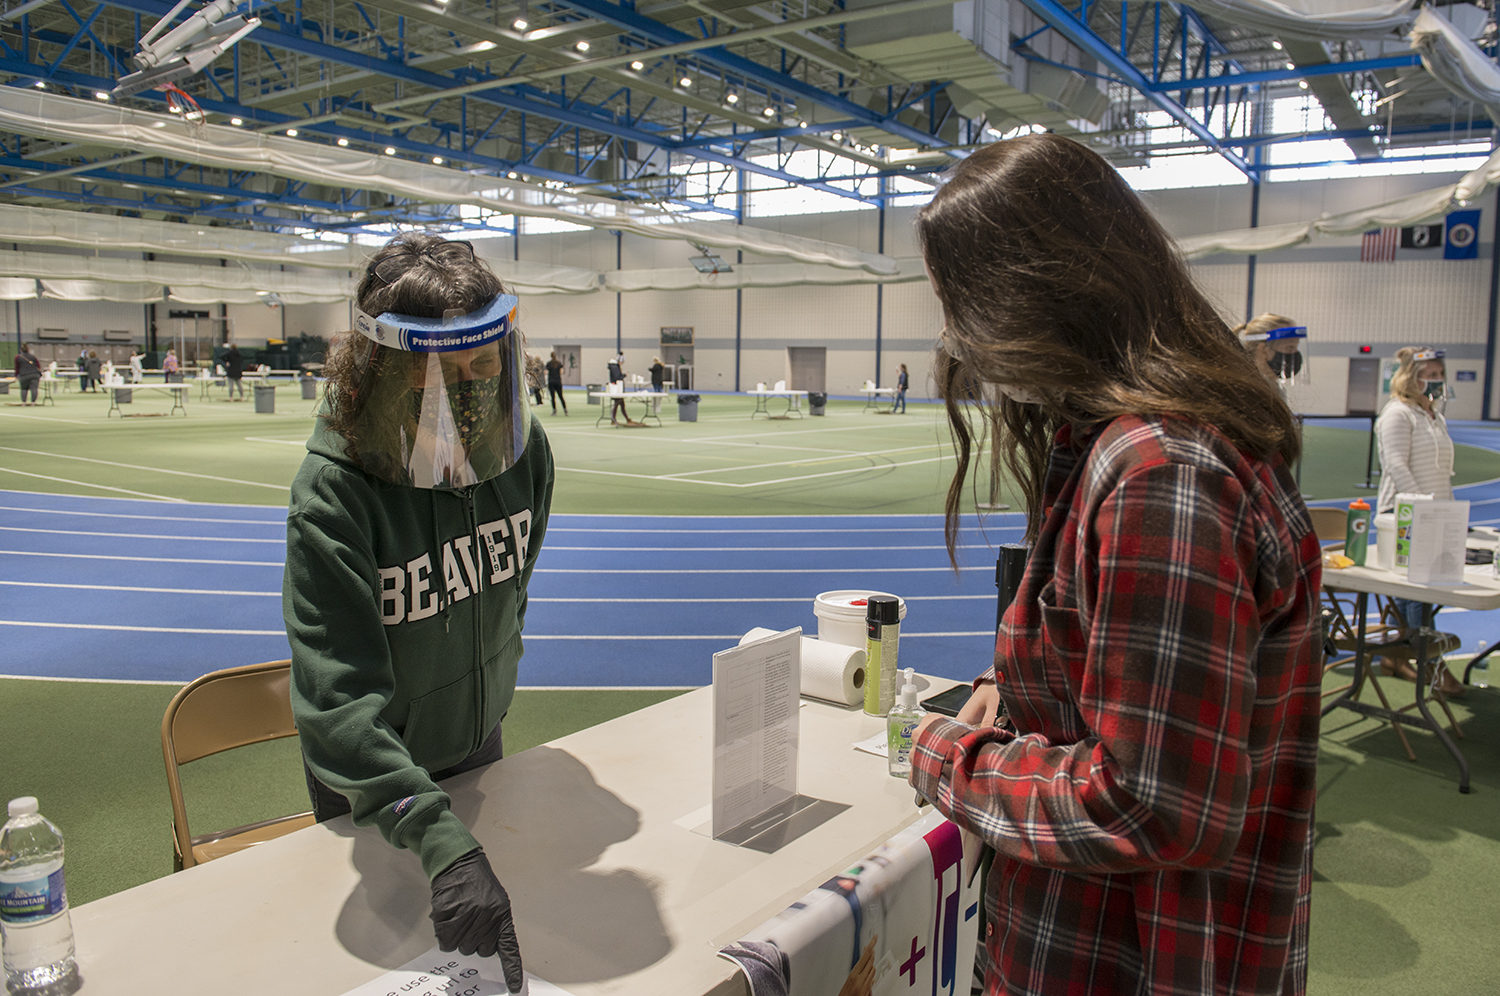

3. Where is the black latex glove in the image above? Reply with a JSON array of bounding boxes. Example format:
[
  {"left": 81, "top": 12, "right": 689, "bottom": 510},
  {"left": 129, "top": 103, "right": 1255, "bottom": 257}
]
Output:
[{"left": 429, "top": 848, "right": 525, "bottom": 993}]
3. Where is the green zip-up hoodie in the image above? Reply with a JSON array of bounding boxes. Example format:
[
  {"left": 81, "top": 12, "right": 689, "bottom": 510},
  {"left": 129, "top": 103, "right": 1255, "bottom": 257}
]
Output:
[{"left": 283, "top": 413, "right": 553, "bottom": 880}]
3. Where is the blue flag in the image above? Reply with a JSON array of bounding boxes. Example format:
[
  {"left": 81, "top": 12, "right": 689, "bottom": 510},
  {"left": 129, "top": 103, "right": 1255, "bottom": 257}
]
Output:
[{"left": 1445, "top": 210, "right": 1480, "bottom": 259}]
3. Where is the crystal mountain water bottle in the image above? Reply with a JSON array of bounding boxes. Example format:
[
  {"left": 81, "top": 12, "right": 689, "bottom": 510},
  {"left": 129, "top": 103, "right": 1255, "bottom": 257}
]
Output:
[{"left": 1, "top": 797, "right": 79, "bottom": 994}]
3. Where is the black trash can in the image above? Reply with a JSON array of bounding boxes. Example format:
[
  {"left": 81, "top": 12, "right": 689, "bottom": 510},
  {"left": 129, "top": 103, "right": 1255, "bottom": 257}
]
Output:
[
  {"left": 809, "top": 391, "right": 827, "bottom": 416},
  {"left": 112, "top": 387, "right": 132, "bottom": 404},
  {"left": 586, "top": 383, "right": 603, "bottom": 405},
  {"left": 254, "top": 384, "right": 276, "bottom": 413},
  {"left": 677, "top": 393, "right": 700, "bottom": 422},
  {"left": 301, "top": 377, "right": 318, "bottom": 400}
]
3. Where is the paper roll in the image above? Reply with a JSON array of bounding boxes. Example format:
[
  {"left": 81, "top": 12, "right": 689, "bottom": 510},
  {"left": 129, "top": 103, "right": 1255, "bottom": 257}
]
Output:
[{"left": 740, "top": 628, "right": 866, "bottom": 706}]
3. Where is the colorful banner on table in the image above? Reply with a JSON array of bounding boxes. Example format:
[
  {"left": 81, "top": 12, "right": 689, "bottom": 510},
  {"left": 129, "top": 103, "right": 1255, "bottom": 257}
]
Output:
[{"left": 720, "top": 811, "right": 980, "bottom": 996}]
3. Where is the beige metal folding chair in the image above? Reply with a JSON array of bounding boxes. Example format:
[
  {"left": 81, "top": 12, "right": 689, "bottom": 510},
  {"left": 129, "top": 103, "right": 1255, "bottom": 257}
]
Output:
[{"left": 161, "top": 659, "right": 315, "bottom": 871}]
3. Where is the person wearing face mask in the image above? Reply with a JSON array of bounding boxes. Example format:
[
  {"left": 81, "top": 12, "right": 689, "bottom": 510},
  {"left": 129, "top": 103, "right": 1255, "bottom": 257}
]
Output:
[
  {"left": 1234, "top": 314, "right": 1308, "bottom": 391},
  {"left": 909, "top": 135, "right": 1322, "bottom": 996},
  {"left": 282, "top": 233, "right": 554, "bottom": 995},
  {"left": 1374, "top": 346, "right": 1463, "bottom": 695}
]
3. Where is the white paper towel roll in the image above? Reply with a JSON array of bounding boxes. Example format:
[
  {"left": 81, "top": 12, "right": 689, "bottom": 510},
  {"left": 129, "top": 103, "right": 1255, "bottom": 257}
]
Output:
[{"left": 740, "top": 627, "right": 866, "bottom": 706}]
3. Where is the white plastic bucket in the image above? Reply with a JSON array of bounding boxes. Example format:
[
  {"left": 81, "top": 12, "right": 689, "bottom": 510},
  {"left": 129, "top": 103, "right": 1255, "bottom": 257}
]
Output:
[
  {"left": 1374, "top": 512, "right": 1397, "bottom": 572},
  {"left": 814, "top": 590, "right": 908, "bottom": 648}
]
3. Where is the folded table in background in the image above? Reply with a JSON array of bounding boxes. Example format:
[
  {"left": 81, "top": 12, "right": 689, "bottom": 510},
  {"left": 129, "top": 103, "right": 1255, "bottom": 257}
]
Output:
[{"left": 588, "top": 390, "right": 672, "bottom": 426}]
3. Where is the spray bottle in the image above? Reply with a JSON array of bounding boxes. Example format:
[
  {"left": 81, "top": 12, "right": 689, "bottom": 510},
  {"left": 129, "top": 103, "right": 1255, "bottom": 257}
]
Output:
[
  {"left": 863, "top": 595, "right": 902, "bottom": 716},
  {"left": 887, "top": 668, "right": 926, "bottom": 779}
]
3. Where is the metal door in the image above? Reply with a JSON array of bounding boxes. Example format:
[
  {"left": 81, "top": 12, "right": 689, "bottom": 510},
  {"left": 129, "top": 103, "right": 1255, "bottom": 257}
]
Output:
[{"left": 787, "top": 346, "right": 826, "bottom": 393}]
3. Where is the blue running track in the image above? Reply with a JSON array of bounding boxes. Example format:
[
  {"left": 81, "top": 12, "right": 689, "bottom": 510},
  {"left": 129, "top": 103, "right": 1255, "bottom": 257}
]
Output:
[{"left": 7, "top": 417, "right": 1500, "bottom": 686}]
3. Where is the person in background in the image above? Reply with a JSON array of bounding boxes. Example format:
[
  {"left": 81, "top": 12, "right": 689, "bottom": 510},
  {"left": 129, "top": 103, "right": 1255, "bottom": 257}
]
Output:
[
  {"left": 525, "top": 352, "right": 545, "bottom": 407},
  {"left": 76, "top": 347, "right": 88, "bottom": 391},
  {"left": 224, "top": 343, "right": 246, "bottom": 401},
  {"left": 129, "top": 348, "right": 144, "bottom": 384},
  {"left": 1374, "top": 346, "right": 1464, "bottom": 696},
  {"left": 1235, "top": 313, "right": 1307, "bottom": 390},
  {"left": 284, "top": 233, "right": 553, "bottom": 993},
  {"left": 892, "top": 363, "right": 908, "bottom": 413},
  {"left": 163, "top": 347, "right": 180, "bottom": 382},
  {"left": 545, "top": 350, "right": 567, "bottom": 415},
  {"left": 607, "top": 351, "right": 631, "bottom": 425},
  {"left": 649, "top": 356, "right": 665, "bottom": 392},
  {"left": 909, "top": 135, "right": 1321, "bottom": 996},
  {"left": 13, "top": 342, "right": 41, "bottom": 406},
  {"left": 84, "top": 350, "right": 102, "bottom": 392}
]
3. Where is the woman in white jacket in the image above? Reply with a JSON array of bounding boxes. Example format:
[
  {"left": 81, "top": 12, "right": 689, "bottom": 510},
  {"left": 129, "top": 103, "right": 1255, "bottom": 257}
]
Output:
[{"left": 1376, "top": 346, "right": 1462, "bottom": 694}]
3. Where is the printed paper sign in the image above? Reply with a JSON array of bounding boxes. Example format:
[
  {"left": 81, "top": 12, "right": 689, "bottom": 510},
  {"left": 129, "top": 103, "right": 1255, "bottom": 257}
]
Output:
[{"left": 338, "top": 948, "right": 574, "bottom": 996}]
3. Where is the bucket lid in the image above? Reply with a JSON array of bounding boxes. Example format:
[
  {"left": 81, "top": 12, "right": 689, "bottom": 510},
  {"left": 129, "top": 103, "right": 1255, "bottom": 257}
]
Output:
[{"left": 814, "top": 589, "right": 907, "bottom": 621}]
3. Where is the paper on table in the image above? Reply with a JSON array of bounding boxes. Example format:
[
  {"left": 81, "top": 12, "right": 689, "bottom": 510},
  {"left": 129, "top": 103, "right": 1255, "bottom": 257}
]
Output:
[
  {"left": 1407, "top": 500, "right": 1470, "bottom": 584},
  {"left": 337, "top": 947, "right": 576, "bottom": 996},
  {"left": 712, "top": 627, "right": 801, "bottom": 839}
]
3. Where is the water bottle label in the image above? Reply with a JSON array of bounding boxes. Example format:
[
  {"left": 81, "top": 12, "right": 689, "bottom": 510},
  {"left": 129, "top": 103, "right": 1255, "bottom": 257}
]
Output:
[{"left": 0, "top": 867, "right": 66, "bottom": 923}]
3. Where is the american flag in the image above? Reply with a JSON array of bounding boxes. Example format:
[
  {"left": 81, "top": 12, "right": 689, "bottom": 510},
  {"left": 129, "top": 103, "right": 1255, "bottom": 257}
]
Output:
[{"left": 1361, "top": 227, "right": 1398, "bottom": 262}]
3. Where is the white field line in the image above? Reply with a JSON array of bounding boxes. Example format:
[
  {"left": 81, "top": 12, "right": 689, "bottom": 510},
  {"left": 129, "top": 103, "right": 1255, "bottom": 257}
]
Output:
[
  {"left": 519, "top": 630, "right": 993, "bottom": 640},
  {"left": 0, "top": 488, "right": 281, "bottom": 511},
  {"left": 556, "top": 453, "right": 953, "bottom": 489},
  {"left": 0, "top": 580, "right": 279, "bottom": 597},
  {"left": 0, "top": 467, "right": 186, "bottom": 502},
  {"left": 654, "top": 443, "right": 948, "bottom": 478},
  {"left": 542, "top": 542, "right": 993, "bottom": 551},
  {"left": 0, "top": 619, "right": 284, "bottom": 635},
  {"left": 244, "top": 436, "right": 308, "bottom": 446},
  {"left": 529, "top": 594, "right": 994, "bottom": 603},
  {"left": 0, "top": 525, "right": 283, "bottom": 543},
  {"left": 517, "top": 685, "right": 700, "bottom": 691},
  {"left": 534, "top": 565, "right": 988, "bottom": 573},
  {"left": 0, "top": 445, "right": 290, "bottom": 491},
  {"left": 542, "top": 427, "right": 867, "bottom": 456},
  {"left": 0, "top": 673, "right": 183, "bottom": 686},
  {"left": 0, "top": 549, "right": 283, "bottom": 566},
  {"left": 0, "top": 504, "right": 281, "bottom": 525},
  {"left": 0, "top": 410, "right": 92, "bottom": 424}
]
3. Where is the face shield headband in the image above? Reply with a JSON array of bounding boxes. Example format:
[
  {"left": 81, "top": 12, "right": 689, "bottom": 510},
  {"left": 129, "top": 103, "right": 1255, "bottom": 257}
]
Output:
[{"left": 350, "top": 293, "right": 529, "bottom": 490}]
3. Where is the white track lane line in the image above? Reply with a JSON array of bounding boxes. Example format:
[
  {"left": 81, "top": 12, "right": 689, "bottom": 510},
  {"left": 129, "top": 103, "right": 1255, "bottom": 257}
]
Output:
[
  {"left": 654, "top": 443, "right": 950, "bottom": 478},
  {"left": 244, "top": 437, "right": 309, "bottom": 446},
  {"left": 0, "top": 504, "right": 281, "bottom": 525},
  {"left": 0, "top": 620, "right": 284, "bottom": 635},
  {"left": 0, "top": 445, "right": 290, "bottom": 491},
  {"left": 520, "top": 631, "right": 993, "bottom": 640},
  {"left": 0, "top": 580, "right": 279, "bottom": 597},
  {"left": 0, "top": 549, "right": 283, "bottom": 566},
  {"left": 556, "top": 453, "right": 953, "bottom": 488},
  {"left": 542, "top": 543, "right": 996, "bottom": 551},
  {"left": 0, "top": 674, "right": 183, "bottom": 686},
  {"left": 0, "top": 525, "right": 284, "bottom": 543},
  {"left": 0, "top": 467, "right": 186, "bottom": 502},
  {"left": 534, "top": 565, "right": 988, "bottom": 573},
  {"left": 529, "top": 595, "right": 994, "bottom": 602}
]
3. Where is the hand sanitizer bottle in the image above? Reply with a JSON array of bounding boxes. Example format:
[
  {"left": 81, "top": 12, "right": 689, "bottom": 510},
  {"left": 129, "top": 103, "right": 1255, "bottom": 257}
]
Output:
[{"left": 887, "top": 668, "right": 926, "bottom": 779}]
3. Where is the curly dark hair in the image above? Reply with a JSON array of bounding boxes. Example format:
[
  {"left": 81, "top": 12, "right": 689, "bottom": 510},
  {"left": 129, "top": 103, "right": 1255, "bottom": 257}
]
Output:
[{"left": 323, "top": 232, "right": 511, "bottom": 461}]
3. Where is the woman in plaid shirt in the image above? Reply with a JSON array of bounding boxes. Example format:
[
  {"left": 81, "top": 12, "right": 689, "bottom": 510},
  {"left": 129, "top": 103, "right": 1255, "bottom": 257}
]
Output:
[{"left": 909, "top": 135, "right": 1323, "bottom": 996}]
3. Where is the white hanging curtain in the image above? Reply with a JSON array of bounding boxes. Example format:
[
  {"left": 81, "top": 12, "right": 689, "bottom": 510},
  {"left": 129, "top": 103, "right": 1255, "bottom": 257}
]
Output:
[
  {"left": 1409, "top": 5, "right": 1500, "bottom": 120},
  {"left": 40, "top": 280, "right": 162, "bottom": 302},
  {"left": 0, "top": 277, "right": 36, "bottom": 299},
  {"left": 0, "top": 248, "right": 351, "bottom": 302},
  {"left": 0, "top": 90, "right": 899, "bottom": 274},
  {"left": 1180, "top": 0, "right": 1418, "bottom": 40},
  {"left": 604, "top": 259, "right": 929, "bottom": 292}
]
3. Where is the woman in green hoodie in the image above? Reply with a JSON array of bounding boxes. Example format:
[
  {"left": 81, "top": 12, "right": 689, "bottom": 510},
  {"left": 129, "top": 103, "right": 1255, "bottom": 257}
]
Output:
[{"left": 283, "top": 234, "right": 553, "bottom": 994}]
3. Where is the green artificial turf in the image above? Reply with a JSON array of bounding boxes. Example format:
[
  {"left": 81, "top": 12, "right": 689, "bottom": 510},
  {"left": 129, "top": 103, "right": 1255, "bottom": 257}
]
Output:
[{"left": 7, "top": 386, "right": 1500, "bottom": 514}]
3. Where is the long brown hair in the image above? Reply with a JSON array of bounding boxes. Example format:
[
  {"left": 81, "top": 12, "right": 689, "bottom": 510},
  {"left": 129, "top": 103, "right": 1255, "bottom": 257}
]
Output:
[
  {"left": 918, "top": 135, "right": 1300, "bottom": 558},
  {"left": 324, "top": 232, "right": 509, "bottom": 458}
]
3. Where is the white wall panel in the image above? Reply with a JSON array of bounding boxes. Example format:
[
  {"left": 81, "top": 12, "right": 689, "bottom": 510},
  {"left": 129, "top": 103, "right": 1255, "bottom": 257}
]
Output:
[{"left": 1255, "top": 258, "right": 1488, "bottom": 344}]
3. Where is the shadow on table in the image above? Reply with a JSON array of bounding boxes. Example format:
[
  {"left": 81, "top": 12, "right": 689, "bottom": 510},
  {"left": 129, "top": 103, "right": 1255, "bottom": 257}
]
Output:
[{"left": 332, "top": 746, "right": 671, "bottom": 984}]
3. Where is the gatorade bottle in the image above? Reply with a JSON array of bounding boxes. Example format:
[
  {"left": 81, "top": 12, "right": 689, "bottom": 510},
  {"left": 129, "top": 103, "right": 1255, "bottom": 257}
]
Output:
[{"left": 1345, "top": 499, "right": 1372, "bottom": 566}]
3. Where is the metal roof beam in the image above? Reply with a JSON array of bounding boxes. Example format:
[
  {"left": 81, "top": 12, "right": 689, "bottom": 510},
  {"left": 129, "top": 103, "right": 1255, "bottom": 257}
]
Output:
[{"left": 1150, "top": 53, "right": 1420, "bottom": 93}]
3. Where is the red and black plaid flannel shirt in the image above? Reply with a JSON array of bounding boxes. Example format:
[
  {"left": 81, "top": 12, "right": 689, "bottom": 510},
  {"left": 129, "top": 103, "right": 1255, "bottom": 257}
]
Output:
[{"left": 912, "top": 414, "right": 1322, "bottom": 996}]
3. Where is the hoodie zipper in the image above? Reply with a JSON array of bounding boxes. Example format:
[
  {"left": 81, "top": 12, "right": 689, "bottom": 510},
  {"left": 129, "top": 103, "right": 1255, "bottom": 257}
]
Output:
[{"left": 462, "top": 485, "right": 486, "bottom": 756}]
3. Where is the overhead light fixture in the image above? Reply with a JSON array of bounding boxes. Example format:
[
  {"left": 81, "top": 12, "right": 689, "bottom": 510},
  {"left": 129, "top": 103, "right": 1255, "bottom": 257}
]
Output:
[
  {"left": 679, "top": 76, "right": 692, "bottom": 87},
  {"left": 94, "top": 91, "right": 110, "bottom": 100},
  {"left": 575, "top": 40, "right": 590, "bottom": 52},
  {"left": 32, "top": 81, "right": 43, "bottom": 88},
  {"left": 762, "top": 106, "right": 775, "bottom": 117},
  {"left": 512, "top": 17, "right": 528, "bottom": 30},
  {"left": 798, "top": 120, "right": 807, "bottom": 128},
  {"left": 630, "top": 60, "right": 644, "bottom": 71},
  {"left": 831, "top": 131, "right": 842, "bottom": 141},
  {"left": 337, "top": 137, "right": 349, "bottom": 146},
  {"left": 230, "top": 116, "right": 243, "bottom": 125},
  {"left": 688, "top": 245, "right": 731, "bottom": 273},
  {"left": 432, "top": 156, "right": 443, "bottom": 164},
  {"left": 168, "top": 105, "right": 182, "bottom": 113},
  {"left": 507, "top": 171, "right": 518, "bottom": 179},
  {"left": 385, "top": 147, "right": 396, "bottom": 155},
  {"left": 286, "top": 128, "right": 298, "bottom": 136},
  {"left": 1298, "top": 80, "right": 1308, "bottom": 89},
  {"left": 725, "top": 92, "right": 739, "bottom": 104},
  {"left": 1285, "top": 61, "right": 1295, "bottom": 70},
  {"left": 1272, "top": 40, "right": 1283, "bottom": 50}
]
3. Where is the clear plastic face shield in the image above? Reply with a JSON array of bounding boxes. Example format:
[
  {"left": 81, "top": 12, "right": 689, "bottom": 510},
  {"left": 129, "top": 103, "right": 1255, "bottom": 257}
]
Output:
[
  {"left": 351, "top": 293, "right": 528, "bottom": 489},
  {"left": 1412, "top": 348, "right": 1454, "bottom": 412},
  {"left": 1243, "top": 325, "right": 1309, "bottom": 393},
  {"left": 938, "top": 325, "right": 1044, "bottom": 405}
]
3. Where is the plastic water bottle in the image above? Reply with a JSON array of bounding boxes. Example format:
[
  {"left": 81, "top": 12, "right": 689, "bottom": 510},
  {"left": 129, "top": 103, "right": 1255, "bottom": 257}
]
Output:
[
  {"left": 1475, "top": 642, "right": 1490, "bottom": 690},
  {"left": 1, "top": 798, "right": 78, "bottom": 994}
]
